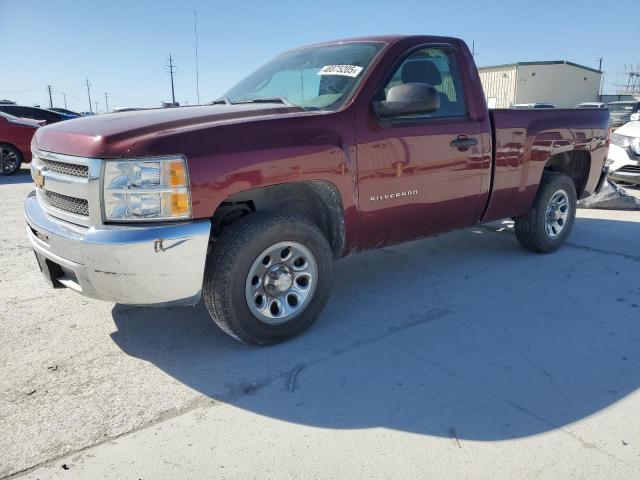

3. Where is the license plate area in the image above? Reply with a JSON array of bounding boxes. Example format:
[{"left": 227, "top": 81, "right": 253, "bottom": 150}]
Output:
[{"left": 34, "top": 251, "right": 64, "bottom": 288}]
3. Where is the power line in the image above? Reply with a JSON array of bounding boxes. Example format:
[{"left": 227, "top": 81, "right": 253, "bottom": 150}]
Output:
[
  {"left": 165, "top": 54, "right": 177, "bottom": 104},
  {"left": 65, "top": 90, "right": 153, "bottom": 106},
  {"left": 3, "top": 85, "right": 162, "bottom": 111},
  {"left": 85, "top": 78, "right": 93, "bottom": 113},
  {"left": 0, "top": 89, "right": 42, "bottom": 94}
]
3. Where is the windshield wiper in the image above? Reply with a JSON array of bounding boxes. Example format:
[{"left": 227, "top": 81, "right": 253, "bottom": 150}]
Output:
[{"left": 211, "top": 97, "right": 232, "bottom": 105}]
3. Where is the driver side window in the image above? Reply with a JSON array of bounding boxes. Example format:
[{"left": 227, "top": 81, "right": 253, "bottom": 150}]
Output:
[{"left": 383, "top": 47, "right": 467, "bottom": 118}]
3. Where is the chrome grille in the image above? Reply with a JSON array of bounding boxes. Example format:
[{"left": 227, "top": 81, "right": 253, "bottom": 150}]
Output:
[
  {"left": 619, "top": 165, "right": 640, "bottom": 173},
  {"left": 37, "top": 157, "right": 89, "bottom": 178},
  {"left": 42, "top": 190, "right": 89, "bottom": 217},
  {"left": 32, "top": 148, "right": 101, "bottom": 227}
]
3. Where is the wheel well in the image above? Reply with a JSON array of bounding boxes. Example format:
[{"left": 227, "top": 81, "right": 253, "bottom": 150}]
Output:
[
  {"left": 543, "top": 150, "right": 590, "bottom": 198},
  {"left": 0, "top": 142, "right": 24, "bottom": 161},
  {"left": 211, "top": 181, "right": 346, "bottom": 258}
]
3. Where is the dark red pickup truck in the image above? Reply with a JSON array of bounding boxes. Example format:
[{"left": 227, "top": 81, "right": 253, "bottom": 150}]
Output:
[{"left": 26, "top": 35, "right": 609, "bottom": 344}]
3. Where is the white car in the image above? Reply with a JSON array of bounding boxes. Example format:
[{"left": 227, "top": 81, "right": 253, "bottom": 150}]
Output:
[
  {"left": 574, "top": 102, "right": 607, "bottom": 109},
  {"left": 608, "top": 121, "right": 640, "bottom": 184}
]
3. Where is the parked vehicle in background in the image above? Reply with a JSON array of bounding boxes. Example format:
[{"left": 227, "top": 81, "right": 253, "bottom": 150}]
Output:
[
  {"left": 50, "top": 107, "right": 81, "bottom": 117},
  {"left": 608, "top": 121, "right": 640, "bottom": 185},
  {"left": 0, "top": 105, "right": 77, "bottom": 124},
  {"left": 110, "top": 107, "right": 146, "bottom": 113},
  {"left": 512, "top": 103, "right": 556, "bottom": 109},
  {"left": 574, "top": 102, "right": 606, "bottom": 109},
  {"left": 608, "top": 101, "right": 640, "bottom": 128},
  {"left": 25, "top": 35, "right": 610, "bottom": 345},
  {"left": 0, "top": 112, "right": 39, "bottom": 175}
]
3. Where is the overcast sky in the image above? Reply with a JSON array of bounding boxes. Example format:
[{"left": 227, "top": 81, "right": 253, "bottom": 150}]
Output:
[{"left": 1, "top": 0, "right": 637, "bottom": 111}]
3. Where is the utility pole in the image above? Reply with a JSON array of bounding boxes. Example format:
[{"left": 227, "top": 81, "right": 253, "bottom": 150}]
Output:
[
  {"left": 194, "top": 11, "right": 200, "bottom": 104},
  {"left": 93, "top": 101, "right": 98, "bottom": 113},
  {"left": 85, "top": 78, "right": 93, "bottom": 112},
  {"left": 62, "top": 92, "right": 68, "bottom": 109},
  {"left": 47, "top": 85, "right": 53, "bottom": 108},
  {"left": 597, "top": 58, "right": 604, "bottom": 98},
  {"left": 166, "top": 54, "right": 176, "bottom": 104},
  {"left": 104, "top": 92, "right": 109, "bottom": 112}
]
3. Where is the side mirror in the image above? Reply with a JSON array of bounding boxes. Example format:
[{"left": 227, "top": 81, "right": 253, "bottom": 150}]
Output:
[{"left": 374, "top": 83, "right": 440, "bottom": 118}]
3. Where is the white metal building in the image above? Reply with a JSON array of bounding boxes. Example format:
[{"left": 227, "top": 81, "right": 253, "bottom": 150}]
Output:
[{"left": 478, "top": 61, "right": 602, "bottom": 108}]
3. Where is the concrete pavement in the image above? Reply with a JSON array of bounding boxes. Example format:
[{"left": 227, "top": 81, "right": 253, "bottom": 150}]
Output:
[{"left": 1, "top": 167, "right": 639, "bottom": 479}]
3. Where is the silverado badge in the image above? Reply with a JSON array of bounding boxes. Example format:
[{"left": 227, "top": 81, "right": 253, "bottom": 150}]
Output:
[{"left": 370, "top": 190, "right": 418, "bottom": 202}]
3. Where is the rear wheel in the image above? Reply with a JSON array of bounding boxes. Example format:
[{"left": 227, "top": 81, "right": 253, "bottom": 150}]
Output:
[
  {"left": 202, "top": 212, "right": 334, "bottom": 345},
  {"left": 514, "top": 172, "right": 577, "bottom": 253},
  {"left": 0, "top": 144, "right": 22, "bottom": 176}
]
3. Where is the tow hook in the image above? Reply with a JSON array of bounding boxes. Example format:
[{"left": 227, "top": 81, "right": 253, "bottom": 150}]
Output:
[{"left": 154, "top": 239, "right": 165, "bottom": 253}]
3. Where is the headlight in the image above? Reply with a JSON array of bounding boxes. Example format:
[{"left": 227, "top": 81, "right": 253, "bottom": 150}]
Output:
[
  {"left": 611, "top": 133, "right": 631, "bottom": 149},
  {"left": 103, "top": 156, "right": 191, "bottom": 222},
  {"left": 611, "top": 133, "right": 640, "bottom": 155}
]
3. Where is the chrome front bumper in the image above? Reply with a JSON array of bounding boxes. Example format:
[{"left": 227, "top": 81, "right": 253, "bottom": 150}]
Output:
[
  {"left": 609, "top": 169, "right": 640, "bottom": 184},
  {"left": 25, "top": 191, "right": 211, "bottom": 306}
]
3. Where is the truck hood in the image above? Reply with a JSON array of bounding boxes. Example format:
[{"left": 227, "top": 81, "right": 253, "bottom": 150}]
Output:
[{"left": 32, "top": 103, "right": 306, "bottom": 158}]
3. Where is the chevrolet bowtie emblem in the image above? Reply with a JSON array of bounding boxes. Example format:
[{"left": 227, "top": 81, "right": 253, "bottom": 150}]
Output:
[{"left": 33, "top": 170, "right": 45, "bottom": 188}]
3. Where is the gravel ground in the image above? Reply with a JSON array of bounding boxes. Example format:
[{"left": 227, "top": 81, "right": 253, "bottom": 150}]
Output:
[{"left": 1, "top": 166, "right": 640, "bottom": 479}]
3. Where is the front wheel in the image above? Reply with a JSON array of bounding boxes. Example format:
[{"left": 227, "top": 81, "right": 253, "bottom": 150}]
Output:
[
  {"left": 202, "top": 212, "right": 334, "bottom": 345},
  {"left": 514, "top": 172, "right": 577, "bottom": 253}
]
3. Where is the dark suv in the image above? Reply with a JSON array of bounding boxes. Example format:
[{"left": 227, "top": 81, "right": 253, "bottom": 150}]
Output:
[{"left": 0, "top": 105, "right": 77, "bottom": 124}]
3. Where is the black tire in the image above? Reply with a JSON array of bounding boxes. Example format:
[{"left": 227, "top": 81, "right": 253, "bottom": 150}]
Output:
[
  {"left": 202, "top": 212, "right": 334, "bottom": 345},
  {"left": 514, "top": 172, "right": 577, "bottom": 253},
  {"left": 0, "top": 143, "right": 23, "bottom": 176}
]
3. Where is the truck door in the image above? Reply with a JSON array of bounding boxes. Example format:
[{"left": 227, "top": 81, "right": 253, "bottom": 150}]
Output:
[{"left": 355, "top": 45, "right": 488, "bottom": 249}]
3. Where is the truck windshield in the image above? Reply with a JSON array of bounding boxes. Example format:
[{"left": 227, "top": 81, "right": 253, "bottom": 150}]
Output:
[{"left": 221, "top": 42, "right": 384, "bottom": 110}]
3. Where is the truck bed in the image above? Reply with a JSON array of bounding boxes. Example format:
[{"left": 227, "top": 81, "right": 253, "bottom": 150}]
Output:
[{"left": 482, "top": 108, "right": 610, "bottom": 222}]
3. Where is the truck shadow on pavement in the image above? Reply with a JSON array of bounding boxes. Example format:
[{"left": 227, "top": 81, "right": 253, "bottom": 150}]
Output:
[
  {"left": 111, "top": 216, "right": 640, "bottom": 441},
  {"left": 0, "top": 166, "right": 32, "bottom": 185}
]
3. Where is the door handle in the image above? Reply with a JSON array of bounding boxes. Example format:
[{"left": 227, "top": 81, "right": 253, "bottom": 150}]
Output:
[{"left": 450, "top": 136, "right": 478, "bottom": 149}]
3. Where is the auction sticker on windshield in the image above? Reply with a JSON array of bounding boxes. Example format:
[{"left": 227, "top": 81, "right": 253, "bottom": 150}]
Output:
[{"left": 317, "top": 65, "right": 364, "bottom": 77}]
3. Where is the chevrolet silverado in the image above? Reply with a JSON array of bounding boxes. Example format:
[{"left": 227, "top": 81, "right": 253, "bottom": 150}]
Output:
[{"left": 25, "top": 35, "right": 610, "bottom": 345}]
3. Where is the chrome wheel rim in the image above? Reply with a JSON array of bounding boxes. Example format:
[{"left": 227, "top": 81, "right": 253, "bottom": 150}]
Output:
[
  {"left": 0, "top": 148, "right": 19, "bottom": 175},
  {"left": 545, "top": 189, "right": 570, "bottom": 239},
  {"left": 245, "top": 241, "right": 318, "bottom": 325}
]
